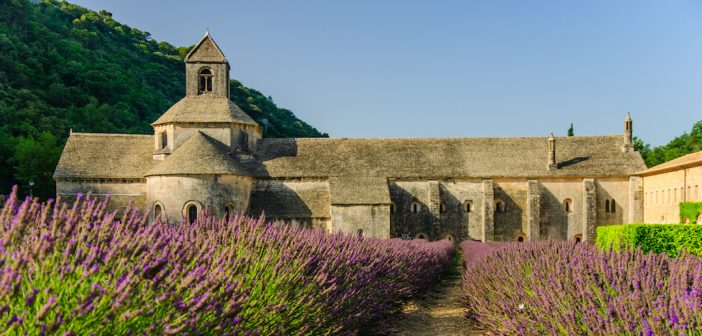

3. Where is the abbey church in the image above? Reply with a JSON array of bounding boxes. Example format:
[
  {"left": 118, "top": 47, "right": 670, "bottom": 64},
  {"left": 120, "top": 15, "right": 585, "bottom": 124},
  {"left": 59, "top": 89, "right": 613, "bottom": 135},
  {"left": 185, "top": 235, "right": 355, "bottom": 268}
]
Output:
[{"left": 54, "top": 33, "right": 650, "bottom": 243}]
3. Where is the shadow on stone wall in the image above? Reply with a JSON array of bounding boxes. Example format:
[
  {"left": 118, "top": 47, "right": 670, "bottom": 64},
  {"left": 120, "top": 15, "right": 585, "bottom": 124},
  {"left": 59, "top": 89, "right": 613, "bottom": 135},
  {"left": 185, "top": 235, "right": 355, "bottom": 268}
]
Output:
[
  {"left": 493, "top": 188, "right": 522, "bottom": 241},
  {"left": 389, "top": 182, "right": 433, "bottom": 240},
  {"left": 539, "top": 189, "right": 568, "bottom": 240}
]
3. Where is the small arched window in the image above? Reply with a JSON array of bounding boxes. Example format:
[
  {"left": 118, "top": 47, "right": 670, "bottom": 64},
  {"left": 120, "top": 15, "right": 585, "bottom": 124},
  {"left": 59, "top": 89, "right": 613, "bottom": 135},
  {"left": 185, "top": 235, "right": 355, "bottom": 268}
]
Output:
[
  {"left": 411, "top": 202, "right": 420, "bottom": 214},
  {"left": 440, "top": 203, "right": 447, "bottom": 213},
  {"left": 187, "top": 204, "right": 198, "bottom": 224},
  {"left": 224, "top": 204, "right": 232, "bottom": 219},
  {"left": 464, "top": 200, "right": 473, "bottom": 213},
  {"left": 573, "top": 233, "right": 583, "bottom": 243},
  {"left": 495, "top": 200, "right": 505, "bottom": 213},
  {"left": 160, "top": 132, "right": 168, "bottom": 149},
  {"left": 605, "top": 200, "right": 610, "bottom": 213},
  {"left": 415, "top": 233, "right": 427, "bottom": 240},
  {"left": 563, "top": 198, "right": 572, "bottom": 213},
  {"left": 240, "top": 131, "right": 249, "bottom": 151},
  {"left": 444, "top": 233, "right": 455, "bottom": 242},
  {"left": 517, "top": 236, "right": 524, "bottom": 242},
  {"left": 154, "top": 203, "right": 162, "bottom": 220},
  {"left": 611, "top": 199, "right": 616, "bottom": 213},
  {"left": 357, "top": 229, "right": 364, "bottom": 238},
  {"left": 198, "top": 68, "right": 213, "bottom": 94}
]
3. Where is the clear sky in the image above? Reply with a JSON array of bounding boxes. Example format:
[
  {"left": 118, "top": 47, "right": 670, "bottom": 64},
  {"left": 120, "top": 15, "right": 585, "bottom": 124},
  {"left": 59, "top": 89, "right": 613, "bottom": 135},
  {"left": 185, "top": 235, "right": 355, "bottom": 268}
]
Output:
[{"left": 70, "top": 0, "right": 702, "bottom": 146}]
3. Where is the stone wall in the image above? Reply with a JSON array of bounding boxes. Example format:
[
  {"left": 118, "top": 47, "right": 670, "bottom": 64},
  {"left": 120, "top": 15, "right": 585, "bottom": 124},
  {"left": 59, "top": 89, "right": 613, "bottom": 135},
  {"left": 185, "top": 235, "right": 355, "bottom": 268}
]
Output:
[
  {"left": 437, "top": 180, "right": 485, "bottom": 242},
  {"left": 539, "top": 179, "right": 585, "bottom": 240},
  {"left": 331, "top": 205, "right": 390, "bottom": 238},
  {"left": 146, "top": 174, "right": 253, "bottom": 224},
  {"left": 249, "top": 179, "right": 330, "bottom": 229},
  {"left": 492, "top": 180, "right": 527, "bottom": 241},
  {"left": 595, "top": 178, "right": 630, "bottom": 226}
]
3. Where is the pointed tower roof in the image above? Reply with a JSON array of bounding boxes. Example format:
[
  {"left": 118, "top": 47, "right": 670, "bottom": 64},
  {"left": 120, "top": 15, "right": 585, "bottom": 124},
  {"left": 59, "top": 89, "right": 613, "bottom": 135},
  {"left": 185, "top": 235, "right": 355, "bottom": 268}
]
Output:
[
  {"left": 146, "top": 132, "right": 250, "bottom": 176},
  {"left": 185, "top": 31, "right": 228, "bottom": 63}
]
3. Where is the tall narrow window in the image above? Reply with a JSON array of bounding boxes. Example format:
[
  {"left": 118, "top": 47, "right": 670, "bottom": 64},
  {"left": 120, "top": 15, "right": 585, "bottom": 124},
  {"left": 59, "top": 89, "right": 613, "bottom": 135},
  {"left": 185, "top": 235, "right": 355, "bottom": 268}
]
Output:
[
  {"left": 563, "top": 198, "right": 573, "bottom": 213},
  {"left": 187, "top": 204, "right": 198, "bottom": 224},
  {"left": 224, "top": 204, "right": 232, "bottom": 219},
  {"left": 605, "top": 200, "right": 610, "bottom": 213},
  {"left": 198, "top": 68, "right": 213, "bottom": 94},
  {"left": 412, "top": 202, "right": 419, "bottom": 213},
  {"left": 154, "top": 203, "right": 162, "bottom": 220},
  {"left": 160, "top": 132, "right": 168, "bottom": 149},
  {"left": 240, "top": 131, "right": 249, "bottom": 151},
  {"left": 495, "top": 200, "right": 505, "bottom": 213},
  {"left": 611, "top": 199, "right": 616, "bottom": 213},
  {"left": 465, "top": 200, "right": 473, "bottom": 213},
  {"left": 440, "top": 203, "right": 447, "bottom": 213}
]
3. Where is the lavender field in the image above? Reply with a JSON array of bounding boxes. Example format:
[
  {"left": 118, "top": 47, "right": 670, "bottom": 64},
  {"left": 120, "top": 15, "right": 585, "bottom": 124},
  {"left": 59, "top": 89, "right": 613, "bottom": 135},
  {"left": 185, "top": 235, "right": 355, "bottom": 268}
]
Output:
[
  {"left": 0, "top": 188, "right": 455, "bottom": 335},
  {"left": 462, "top": 240, "right": 702, "bottom": 335}
]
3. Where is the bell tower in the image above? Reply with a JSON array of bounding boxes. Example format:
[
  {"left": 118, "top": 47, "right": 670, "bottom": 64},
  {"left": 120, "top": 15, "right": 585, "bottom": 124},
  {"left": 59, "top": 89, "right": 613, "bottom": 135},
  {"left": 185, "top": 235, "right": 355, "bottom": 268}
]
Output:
[{"left": 184, "top": 31, "right": 230, "bottom": 98}]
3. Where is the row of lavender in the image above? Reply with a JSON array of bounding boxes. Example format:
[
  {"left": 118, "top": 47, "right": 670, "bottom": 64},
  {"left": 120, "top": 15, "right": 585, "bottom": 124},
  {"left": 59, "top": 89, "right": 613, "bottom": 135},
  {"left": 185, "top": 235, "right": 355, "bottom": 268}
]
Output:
[
  {"left": 461, "top": 240, "right": 702, "bottom": 335},
  {"left": 0, "top": 188, "right": 455, "bottom": 335}
]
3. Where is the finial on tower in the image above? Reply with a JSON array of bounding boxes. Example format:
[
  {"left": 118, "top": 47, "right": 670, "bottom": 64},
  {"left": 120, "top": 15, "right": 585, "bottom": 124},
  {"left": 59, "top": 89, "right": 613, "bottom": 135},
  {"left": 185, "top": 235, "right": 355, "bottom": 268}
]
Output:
[
  {"left": 622, "top": 112, "right": 634, "bottom": 152},
  {"left": 547, "top": 133, "right": 557, "bottom": 171}
]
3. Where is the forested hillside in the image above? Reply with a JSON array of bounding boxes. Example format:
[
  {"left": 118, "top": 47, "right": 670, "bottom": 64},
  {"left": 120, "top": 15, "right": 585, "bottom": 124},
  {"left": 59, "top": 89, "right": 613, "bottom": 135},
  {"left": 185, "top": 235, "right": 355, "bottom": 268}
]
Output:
[
  {"left": 635, "top": 120, "right": 702, "bottom": 167},
  {"left": 0, "top": 0, "right": 326, "bottom": 199}
]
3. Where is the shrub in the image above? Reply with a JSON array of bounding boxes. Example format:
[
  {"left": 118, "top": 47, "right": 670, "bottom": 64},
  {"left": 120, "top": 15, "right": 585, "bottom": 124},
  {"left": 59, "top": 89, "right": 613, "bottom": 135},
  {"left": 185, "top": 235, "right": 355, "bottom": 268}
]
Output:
[
  {"left": 680, "top": 202, "right": 702, "bottom": 224},
  {"left": 463, "top": 240, "right": 702, "bottom": 335},
  {"left": 0, "top": 188, "right": 454, "bottom": 335},
  {"left": 597, "top": 224, "right": 702, "bottom": 257}
]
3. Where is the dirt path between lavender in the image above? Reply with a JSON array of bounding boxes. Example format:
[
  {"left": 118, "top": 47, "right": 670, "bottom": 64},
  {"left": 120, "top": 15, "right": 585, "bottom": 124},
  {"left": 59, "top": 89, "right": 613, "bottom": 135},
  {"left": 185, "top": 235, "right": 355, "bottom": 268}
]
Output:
[{"left": 377, "top": 253, "right": 484, "bottom": 336}]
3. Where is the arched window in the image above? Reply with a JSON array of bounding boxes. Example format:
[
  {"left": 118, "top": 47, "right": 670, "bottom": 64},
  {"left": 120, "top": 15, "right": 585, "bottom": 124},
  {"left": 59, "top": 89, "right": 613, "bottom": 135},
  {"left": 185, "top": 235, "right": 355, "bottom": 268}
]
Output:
[
  {"left": 187, "top": 204, "right": 198, "bottom": 224},
  {"left": 154, "top": 203, "right": 162, "bottom": 220},
  {"left": 444, "top": 233, "right": 455, "bottom": 242},
  {"left": 464, "top": 200, "right": 473, "bottom": 213},
  {"left": 573, "top": 233, "right": 583, "bottom": 243},
  {"left": 517, "top": 236, "right": 524, "bottom": 242},
  {"left": 198, "top": 68, "right": 213, "bottom": 94},
  {"left": 224, "top": 204, "right": 232, "bottom": 219},
  {"left": 611, "top": 199, "right": 616, "bottom": 213},
  {"left": 411, "top": 202, "right": 420, "bottom": 213},
  {"left": 440, "top": 203, "right": 447, "bottom": 213},
  {"left": 415, "top": 232, "right": 427, "bottom": 240},
  {"left": 357, "top": 229, "right": 364, "bottom": 238},
  {"left": 240, "top": 131, "right": 249, "bottom": 151},
  {"left": 495, "top": 200, "right": 505, "bottom": 213},
  {"left": 605, "top": 200, "right": 610, "bottom": 213},
  {"left": 160, "top": 132, "right": 168, "bottom": 149},
  {"left": 563, "top": 198, "right": 573, "bottom": 213}
]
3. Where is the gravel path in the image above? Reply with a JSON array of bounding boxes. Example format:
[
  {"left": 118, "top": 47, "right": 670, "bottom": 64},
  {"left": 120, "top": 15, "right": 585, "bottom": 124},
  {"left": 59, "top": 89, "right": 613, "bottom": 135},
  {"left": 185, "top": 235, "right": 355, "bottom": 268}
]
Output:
[{"left": 378, "top": 254, "right": 484, "bottom": 336}]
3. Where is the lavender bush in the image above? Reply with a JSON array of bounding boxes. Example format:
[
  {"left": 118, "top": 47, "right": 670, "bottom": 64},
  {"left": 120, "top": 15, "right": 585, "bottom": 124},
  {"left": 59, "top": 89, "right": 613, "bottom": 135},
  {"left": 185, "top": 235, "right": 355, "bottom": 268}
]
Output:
[
  {"left": 0, "top": 188, "right": 454, "bottom": 335},
  {"left": 462, "top": 240, "right": 702, "bottom": 335}
]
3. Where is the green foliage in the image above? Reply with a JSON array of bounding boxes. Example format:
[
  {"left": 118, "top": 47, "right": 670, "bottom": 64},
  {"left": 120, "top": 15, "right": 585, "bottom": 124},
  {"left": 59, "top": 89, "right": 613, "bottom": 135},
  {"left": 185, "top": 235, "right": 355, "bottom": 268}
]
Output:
[
  {"left": 680, "top": 202, "right": 702, "bottom": 224},
  {"left": 0, "top": 0, "right": 326, "bottom": 199},
  {"left": 567, "top": 123, "right": 574, "bottom": 136},
  {"left": 597, "top": 224, "right": 702, "bottom": 257},
  {"left": 638, "top": 120, "right": 702, "bottom": 167}
]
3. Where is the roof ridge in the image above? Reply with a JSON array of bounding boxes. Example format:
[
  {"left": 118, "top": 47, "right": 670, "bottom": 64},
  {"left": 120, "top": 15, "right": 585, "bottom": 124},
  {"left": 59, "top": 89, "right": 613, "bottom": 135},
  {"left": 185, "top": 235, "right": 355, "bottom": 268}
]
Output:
[
  {"left": 70, "top": 132, "right": 152, "bottom": 138},
  {"left": 262, "top": 134, "right": 625, "bottom": 141}
]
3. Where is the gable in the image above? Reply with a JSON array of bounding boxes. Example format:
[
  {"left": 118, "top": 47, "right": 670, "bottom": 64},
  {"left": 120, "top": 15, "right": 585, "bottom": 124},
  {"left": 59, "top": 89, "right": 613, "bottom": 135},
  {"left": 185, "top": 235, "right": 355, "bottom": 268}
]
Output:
[{"left": 185, "top": 34, "right": 227, "bottom": 63}]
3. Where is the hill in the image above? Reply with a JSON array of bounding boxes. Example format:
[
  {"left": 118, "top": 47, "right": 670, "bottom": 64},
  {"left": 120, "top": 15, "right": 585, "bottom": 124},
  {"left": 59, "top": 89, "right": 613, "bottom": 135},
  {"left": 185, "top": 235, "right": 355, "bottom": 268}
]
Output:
[{"left": 0, "top": 0, "right": 327, "bottom": 198}]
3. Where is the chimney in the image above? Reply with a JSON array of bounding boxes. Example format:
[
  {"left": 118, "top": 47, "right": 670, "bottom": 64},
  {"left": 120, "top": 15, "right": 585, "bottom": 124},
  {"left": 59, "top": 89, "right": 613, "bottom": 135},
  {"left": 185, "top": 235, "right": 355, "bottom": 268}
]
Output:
[
  {"left": 547, "top": 133, "right": 557, "bottom": 171},
  {"left": 622, "top": 112, "right": 634, "bottom": 152}
]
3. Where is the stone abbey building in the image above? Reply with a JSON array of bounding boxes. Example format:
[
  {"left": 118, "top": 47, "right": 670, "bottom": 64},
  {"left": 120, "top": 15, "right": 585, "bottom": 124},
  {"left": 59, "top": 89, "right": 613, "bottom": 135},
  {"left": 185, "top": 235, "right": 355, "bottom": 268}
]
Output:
[{"left": 54, "top": 33, "right": 648, "bottom": 242}]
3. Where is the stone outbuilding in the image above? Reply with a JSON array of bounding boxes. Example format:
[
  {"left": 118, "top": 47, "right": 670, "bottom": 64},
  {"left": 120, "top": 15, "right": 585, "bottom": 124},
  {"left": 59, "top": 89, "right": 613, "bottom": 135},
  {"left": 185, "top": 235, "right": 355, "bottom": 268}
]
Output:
[
  {"left": 54, "top": 32, "right": 648, "bottom": 242},
  {"left": 638, "top": 150, "right": 702, "bottom": 223}
]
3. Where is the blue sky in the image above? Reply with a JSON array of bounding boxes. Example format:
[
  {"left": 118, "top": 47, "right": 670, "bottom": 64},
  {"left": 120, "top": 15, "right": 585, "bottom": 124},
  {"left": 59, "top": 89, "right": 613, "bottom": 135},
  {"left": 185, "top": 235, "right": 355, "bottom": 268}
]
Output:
[{"left": 71, "top": 0, "right": 702, "bottom": 145}]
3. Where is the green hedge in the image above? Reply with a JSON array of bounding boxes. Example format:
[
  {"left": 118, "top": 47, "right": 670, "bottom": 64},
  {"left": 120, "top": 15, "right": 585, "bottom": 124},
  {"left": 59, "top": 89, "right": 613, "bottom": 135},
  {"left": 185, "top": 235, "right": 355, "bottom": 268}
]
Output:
[
  {"left": 680, "top": 202, "right": 702, "bottom": 224},
  {"left": 597, "top": 224, "right": 702, "bottom": 257}
]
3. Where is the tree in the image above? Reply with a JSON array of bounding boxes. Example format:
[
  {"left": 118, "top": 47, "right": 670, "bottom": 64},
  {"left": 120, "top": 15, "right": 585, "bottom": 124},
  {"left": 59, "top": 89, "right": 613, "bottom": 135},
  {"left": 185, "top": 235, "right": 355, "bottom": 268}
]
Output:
[
  {"left": 11, "top": 132, "right": 62, "bottom": 199},
  {"left": 567, "top": 123, "right": 574, "bottom": 136}
]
